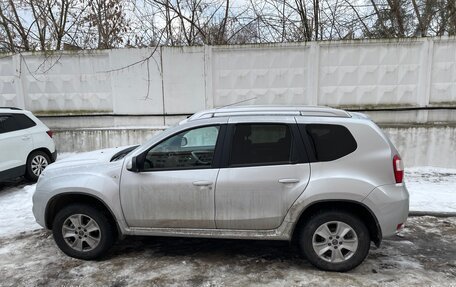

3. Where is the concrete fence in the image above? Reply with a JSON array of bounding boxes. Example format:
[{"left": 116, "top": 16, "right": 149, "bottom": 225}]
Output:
[
  {"left": 1, "top": 38, "right": 456, "bottom": 167},
  {"left": 1, "top": 37, "right": 456, "bottom": 114}
]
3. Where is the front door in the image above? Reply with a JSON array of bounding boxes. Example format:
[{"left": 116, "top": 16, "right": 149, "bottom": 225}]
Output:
[{"left": 120, "top": 125, "right": 223, "bottom": 229}]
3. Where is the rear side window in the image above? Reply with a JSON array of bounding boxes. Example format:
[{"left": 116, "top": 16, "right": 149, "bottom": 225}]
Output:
[
  {"left": 0, "top": 114, "right": 36, "bottom": 134},
  {"left": 229, "top": 124, "right": 294, "bottom": 166},
  {"left": 305, "top": 124, "right": 357, "bottom": 161}
]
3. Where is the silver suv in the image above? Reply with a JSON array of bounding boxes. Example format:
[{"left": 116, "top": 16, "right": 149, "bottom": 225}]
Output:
[{"left": 32, "top": 106, "right": 409, "bottom": 272}]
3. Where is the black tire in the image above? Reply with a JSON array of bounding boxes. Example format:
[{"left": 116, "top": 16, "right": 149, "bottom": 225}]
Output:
[
  {"left": 298, "top": 210, "right": 370, "bottom": 272},
  {"left": 25, "top": 150, "right": 50, "bottom": 182},
  {"left": 52, "top": 204, "right": 115, "bottom": 260}
]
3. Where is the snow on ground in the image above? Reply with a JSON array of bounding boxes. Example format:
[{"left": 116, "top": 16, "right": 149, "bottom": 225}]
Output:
[
  {"left": 406, "top": 166, "right": 456, "bottom": 213},
  {"left": 0, "top": 163, "right": 455, "bottom": 238},
  {"left": 0, "top": 184, "right": 39, "bottom": 236},
  {"left": 0, "top": 216, "right": 455, "bottom": 286},
  {"left": 0, "top": 152, "right": 77, "bottom": 237}
]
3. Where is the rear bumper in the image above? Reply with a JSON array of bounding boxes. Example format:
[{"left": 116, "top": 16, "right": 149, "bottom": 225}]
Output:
[{"left": 362, "top": 183, "right": 409, "bottom": 238}]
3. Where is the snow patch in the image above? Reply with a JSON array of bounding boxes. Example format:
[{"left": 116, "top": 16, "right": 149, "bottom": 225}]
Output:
[
  {"left": 0, "top": 184, "right": 40, "bottom": 237},
  {"left": 405, "top": 167, "right": 456, "bottom": 213}
]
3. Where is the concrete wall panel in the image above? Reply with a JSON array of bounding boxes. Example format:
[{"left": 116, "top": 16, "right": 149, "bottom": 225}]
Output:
[
  {"left": 430, "top": 39, "right": 456, "bottom": 104},
  {"left": 211, "top": 45, "right": 311, "bottom": 107},
  {"left": 110, "top": 48, "right": 163, "bottom": 115},
  {"left": 384, "top": 126, "right": 456, "bottom": 168},
  {"left": 22, "top": 52, "right": 113, "bottom": 112},
  {"left": 3, "top": 38, "right": 456, "bottom": 115},
  {"left": 0, "top": 56, "right": 18, "bottom": 107},
  {"left": 162, "top": 46, "right": 206, "bottom": 114},
  {"left": 319, "top": 42, "right": 422, "bottom": 106}
]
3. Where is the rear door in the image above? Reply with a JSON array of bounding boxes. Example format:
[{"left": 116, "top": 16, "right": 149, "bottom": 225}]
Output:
[{"left": 215, "top": 117, "right": 311, "bottom": 230}]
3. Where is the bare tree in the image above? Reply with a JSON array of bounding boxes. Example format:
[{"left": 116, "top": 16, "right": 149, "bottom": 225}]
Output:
[
  {"left": 0, "top": 3, "right": 17, "bottom": 52},
  {"left": 3, "top": 0, "right": 456, "bottom": 53},
  {"left": 293, "top": 0, "right": 313, "bottom": 41},
  {"left": 83, "top": 0, "right": 129, "bottom": 49},
  {"left": 0, "top": 0, "right": 32, "bottom": 51},
  {"left": 46, "top": 0, "right": 73, "bottom": 50}
]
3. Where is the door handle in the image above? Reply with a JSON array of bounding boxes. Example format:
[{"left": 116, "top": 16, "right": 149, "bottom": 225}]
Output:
[
  {"left": 278, "top": 178, "right": 300, "bottom": 184},
  {"left": 192, "top": 180, "right": 213, "bottom": 187},
  {"left": 21, "top": 136, "right": 31, "bottom": 140}
]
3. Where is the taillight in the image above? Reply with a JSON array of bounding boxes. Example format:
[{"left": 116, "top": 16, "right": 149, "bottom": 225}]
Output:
[
  {"left": 393, "top": 154, "right": 404, "bottom": 183},
  {"left": 46, "top": 130, "right": 53, "bottom": 138}
]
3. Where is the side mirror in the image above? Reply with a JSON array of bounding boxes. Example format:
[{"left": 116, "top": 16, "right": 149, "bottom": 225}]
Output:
[
  {"left": 127, "top": 152, "right": 146, "bottom": 172},
  {"left": 126, "top": 156, "right": 140, "bottom": 172}
]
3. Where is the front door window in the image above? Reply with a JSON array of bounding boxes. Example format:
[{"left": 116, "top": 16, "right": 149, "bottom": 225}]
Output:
[{"left": 144, "top": 125, "right": 220, "bottom": 170}]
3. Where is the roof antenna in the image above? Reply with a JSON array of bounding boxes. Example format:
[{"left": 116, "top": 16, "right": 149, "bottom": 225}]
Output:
[{"left": 215, "top": 96, "right": 258, "bottom": 110}]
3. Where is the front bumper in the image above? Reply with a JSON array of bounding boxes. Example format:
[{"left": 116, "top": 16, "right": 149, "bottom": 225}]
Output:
[
  {"left": 32, "top": 188, "right": 47, "bottom": 228},
  {"left": 362, "top": 183, "right": 409, "bottom": 238}
]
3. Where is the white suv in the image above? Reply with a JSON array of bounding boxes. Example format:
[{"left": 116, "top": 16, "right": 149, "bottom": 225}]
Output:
[{"left": 0, "top": 107, "right": 56, "bottom": 182}]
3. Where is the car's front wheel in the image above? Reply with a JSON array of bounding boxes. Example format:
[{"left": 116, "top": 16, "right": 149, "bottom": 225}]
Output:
[
  {"left": 25, "top": 150, "right": 50, "bottom": 181},
  {"left": 52, "top": 204, "right": 115, "bottom": 260},
  {"left": 299, "top": 210, "right": 370, "bottom": 272}
]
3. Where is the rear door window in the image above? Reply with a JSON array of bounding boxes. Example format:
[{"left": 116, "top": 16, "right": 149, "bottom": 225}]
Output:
[{"left": 229, "top": 124, "right": 295, "bottom": 166}]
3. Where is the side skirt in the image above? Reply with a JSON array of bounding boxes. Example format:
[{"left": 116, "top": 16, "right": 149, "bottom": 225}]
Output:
[
  {"left": 0, "top": 165, "right": 26, "bottom": 182},
  {"left": 124, "top": 226, "right": 291, "bottom": 241}
]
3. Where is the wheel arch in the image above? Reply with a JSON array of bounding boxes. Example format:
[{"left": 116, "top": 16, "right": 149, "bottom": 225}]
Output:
[
  {"left": 291, "top": 200, "right": 382, "bottom": 247},
  {"left": 45, "top": 192, "right": 121, "bottom": 239},
  {"left": 27, "top": 147, "right": 53, "bottom": 162}
]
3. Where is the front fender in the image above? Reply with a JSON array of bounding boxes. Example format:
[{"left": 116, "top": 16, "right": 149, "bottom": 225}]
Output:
[{"left": 33, "top": 166, "right": 127, "bottom": 233}]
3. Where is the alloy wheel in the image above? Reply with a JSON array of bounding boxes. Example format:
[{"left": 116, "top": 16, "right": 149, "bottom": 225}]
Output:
[
  {"left": 312, "top": 221, "right": 359, "bottom": 263},
  {"left": 31, "top": 155, "right": 48, "bottom": 176},
  {"left": 61, "top": 214, "right": 101, "bottom": 252}
]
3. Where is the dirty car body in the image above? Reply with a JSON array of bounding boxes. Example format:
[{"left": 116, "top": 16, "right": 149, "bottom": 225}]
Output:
[{"left": 33, "top": 106, "right": 409, "bottom": 272}]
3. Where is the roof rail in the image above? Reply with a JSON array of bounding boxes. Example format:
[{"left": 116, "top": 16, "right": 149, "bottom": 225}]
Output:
[
  {"left": 186, "top": 105, "right": 350, "bottom": 122},
  {"left": 0, "top": 107, "right": 23, "bottom": 110}
]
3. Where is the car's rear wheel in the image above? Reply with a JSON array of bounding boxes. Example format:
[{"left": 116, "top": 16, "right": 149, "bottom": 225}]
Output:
[
  {"left": 299, "top": 210, "right": 370, "bottom": 272},
  {"left": 25, "top": 150, "right": 50, "bottom": 181},
  {"left": 52, "top": 204, "right": 115, "bottom": 260}
]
